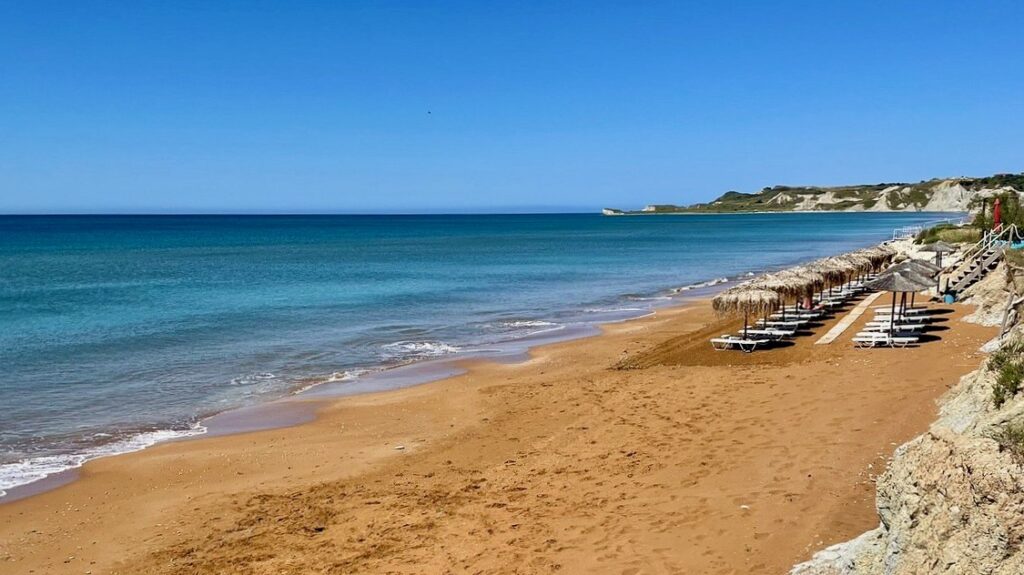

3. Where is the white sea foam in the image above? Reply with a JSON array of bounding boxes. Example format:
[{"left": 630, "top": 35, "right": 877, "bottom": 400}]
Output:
[
  {"left": 382, "top": 340, "right": 461, "bottom": 359},
  {"left": 626, "top": 295, "right": 674, "bottom": 301},
  {"left": 584, "top": 307, "right": 645, "bottom": 313},
  {"left": 290, "top": 369, "right": 374, "bottom": 394},
  {"left": 0, "top": 424, "right": 206, "bottom": 498},
  {"left": 229, "top": 372, "right": 277, "bottom": 386},
  {"left": 498, "top": 320, "right": 559, "bottom": 329},
  {"left": 324, "top": 369, "right": 371, "bottom": 383},
  {"left": 672, "top": 277, "right": 729, "bottom": 293}
]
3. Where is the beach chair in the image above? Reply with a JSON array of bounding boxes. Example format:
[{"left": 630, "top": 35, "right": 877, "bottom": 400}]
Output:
[
  {"left": 743, "top": 328, "right": 795, "bottom": 341},
  {"left": 862, "top": 323, "right": 923, "bottom": 333},
  {"left": 818, "top": 292, "right": 849, "bottom": 303},
  {"left": 852, "top": 332, "right": 919, "bottom": 348},
  {"left": 872, "top": 313, "right": 928, "bottom": 324},
  {"left": 865, "top": 318, "right": 924, "bottom": 327},
  {"left": 873, "top": 307, "right": 928, "bottom": 316},
  {"left": 770, "top": 311, "right": 821, "bottom": 320},
  {"left": 757, "top": 319, "right": 805, "bottom": 328},
  {"left": 710, "top": 334, "right": 769, "bottom": 352}
]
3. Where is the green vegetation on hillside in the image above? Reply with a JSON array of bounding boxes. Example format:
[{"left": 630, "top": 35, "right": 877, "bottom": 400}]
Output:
[
  {"left": 914, "top": 224, "right": 981, "bottom": 245},
  {"left": 966, "top": 173, "right": 1024, "bottom": 191},
  {"left": 605, "top": 171, "right": 1024, "bottom": 215},
  {"left": 971, "top": 191, "right": 1024, "bottom": 230}
]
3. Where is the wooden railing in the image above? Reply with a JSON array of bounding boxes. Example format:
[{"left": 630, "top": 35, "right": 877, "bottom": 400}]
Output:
[
  {"left": 891, "top": 216, "right": 968, "bottom": 241},
  {"left": 943, "top": 224, "right": 1019, "bottom": 293}
]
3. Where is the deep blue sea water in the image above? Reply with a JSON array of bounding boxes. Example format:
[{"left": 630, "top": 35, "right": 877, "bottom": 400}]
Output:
[{"left": 0, "top": 212, "right": 951, "bottom": 495}]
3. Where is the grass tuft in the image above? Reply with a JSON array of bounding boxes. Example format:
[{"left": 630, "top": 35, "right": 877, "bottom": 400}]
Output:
[
  {"left": 989, "top": 340, "right": 1024, "bottom": 408},
  {"left": 991, "top": 421, "right": 1024, "bottom": 463},
  {"left": 915, "top": 223, "right": 981, "bottom": 245}
]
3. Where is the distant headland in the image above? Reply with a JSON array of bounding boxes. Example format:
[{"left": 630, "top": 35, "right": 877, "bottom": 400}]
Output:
[{"left": 603, "top": 172, "right": 1024, "bottom": 215}]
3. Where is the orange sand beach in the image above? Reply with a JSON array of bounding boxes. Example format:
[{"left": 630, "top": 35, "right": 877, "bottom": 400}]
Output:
[{"left": 0, "top": 297, "right": 994, "bottom": 574}]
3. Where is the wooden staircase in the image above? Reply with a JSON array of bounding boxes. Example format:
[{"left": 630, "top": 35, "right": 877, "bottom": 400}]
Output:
[
  {"left": 945, "top": 224, "right": 1020, "bottom": 294},
  {"left": 948, "top": 247, "right": 1003, "bottom": 292}
]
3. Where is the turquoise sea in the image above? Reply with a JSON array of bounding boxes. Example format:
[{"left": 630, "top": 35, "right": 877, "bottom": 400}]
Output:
[{"left": 0, "top": 212, "right": 951, "bottom": 495}]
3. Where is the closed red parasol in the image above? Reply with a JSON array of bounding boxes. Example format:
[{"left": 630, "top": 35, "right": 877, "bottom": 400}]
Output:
[{"left": 994, "top": 197, "right": 1003, "bottom": 231}]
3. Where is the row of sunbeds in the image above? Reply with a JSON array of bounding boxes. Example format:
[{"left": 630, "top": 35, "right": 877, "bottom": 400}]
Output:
[
  {"left": 711, "top": 282, "right": 871, "bottom": 353},
  {"left": 851, "top": 305, "right": 930, "bottom": 348}
]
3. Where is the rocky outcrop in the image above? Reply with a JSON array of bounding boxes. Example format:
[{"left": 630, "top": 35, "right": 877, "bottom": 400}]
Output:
[
  {"left": 961, "top": 262, "right": 1012, "bottom": 328},
  {"left": 792, "top": 250, "right": 1024, "bottom": 575}
]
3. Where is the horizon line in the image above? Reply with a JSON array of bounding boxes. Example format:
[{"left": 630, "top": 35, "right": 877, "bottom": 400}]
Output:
[{"left": 0, "top": 210, "right": 601, "bottom": 217}]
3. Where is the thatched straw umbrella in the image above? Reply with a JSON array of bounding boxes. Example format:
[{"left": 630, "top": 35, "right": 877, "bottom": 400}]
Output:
[
  {"left": 836, "top": 253, "right": 875, "bottom": 288},
  {"left": 807, "top": 257, "right": 849, "bottom": 281},
  {"left": 764, "top": 267, "right": 827, "bottom": 315},
  {"left": 867, "top": 270, "right": 933, "bottom": 334},
  {"left": 748, "top": 271, "right": 810, "bottom": 297},
  {"left": 852, "top": 247, "right": 891, "bottom": 271},
  {"left": 862, "top": 245, "right": 898, "bottom": 272},
  {"left": 840, "top": 252, "right": 873, "bottom": 271},
  {"left": 894, "top": 259, "right": 940, "bottom": 277},
  {"left": 889, "top": 260, "right": 940, "bottom": 305},
  {"left": 806, "top": 256, "right": 857, "bottom": 297},
  {"left": 744, "top": 271, "right": 809, "bottom": 320},
  {"left": 867, "top": 270, "right": 934, "bottom": 335},
  {"left": 786, "top": 266, "right": 827, "bottom": 303},
  {"left": 919, "top": 241, "right": 955, "bottom": 268},
  {"left": 712, "top": 286, "right": 781, "bottom": 338},
  {"left": 788, "top": 265, "right": 826, "bottom": 287}
]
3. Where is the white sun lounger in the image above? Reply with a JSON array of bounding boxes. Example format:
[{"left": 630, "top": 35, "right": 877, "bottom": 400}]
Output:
[
  {"left": 852, "top": 332, "right": 919, "bottom": 348},
  {"left": 873, "top": 307, "right": 929, "bottom": 315},
  {"left": 872, "top": 314, "right": 928, "bottom": 323},
  {"left": 781, "top": 305, "right": 824, "bottom": 313},
  {"left": 710, "top": 334, "right": 770, "bottom": 352},
  {"left": 819, "top": 289, "right": 854, "bottom": 297},
  {"left": 770, "top": 311, "right": 820, "bottom": 320},
  {"left": 743, "top": 328, "right": 795, "bottom": 340},
  {"left": 816, "top": 296, "right": 847, "bottom": 304},
  {"left": 862, "top": 323, "right": 924, "bottom": 332},
  {"left": 865, "top": 319, "right": 925, "bottom": 327},
  {"left": 815, "top": 296, "right": 847, "bottom": 306},
  {"left": 757, "top": 319, "right": 805, "bottom": 328}
]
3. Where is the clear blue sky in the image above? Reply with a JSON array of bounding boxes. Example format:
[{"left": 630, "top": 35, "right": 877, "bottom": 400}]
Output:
[{"left": 3, "top": 1, "right": 1023, "bottom": 213}]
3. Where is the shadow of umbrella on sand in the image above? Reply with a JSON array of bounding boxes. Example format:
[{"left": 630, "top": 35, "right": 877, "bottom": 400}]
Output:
[{"left": 866, "top": 270, "right": 934, "bottom": 335}]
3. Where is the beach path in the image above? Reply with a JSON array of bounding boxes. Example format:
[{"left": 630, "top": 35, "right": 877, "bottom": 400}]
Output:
[{"left": 815, "top": 291, "right": 885, "bottom": 345}]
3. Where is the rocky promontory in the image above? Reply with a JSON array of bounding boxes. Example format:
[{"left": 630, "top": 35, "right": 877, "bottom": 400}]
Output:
[{"left": 604, "top": 172, "right": 1024, "bottom": 215}]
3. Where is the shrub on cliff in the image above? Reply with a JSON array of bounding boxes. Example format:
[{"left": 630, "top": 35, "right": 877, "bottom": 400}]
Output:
[
  {"left": 991, "top": 421, "right": 1024, "bottom": 463},
  {"left": 989, "top": 340, "right": 1024, "bottom": 408},
  {"left": 994, "top": 364, "right": 1024, "bottom": 408}
]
